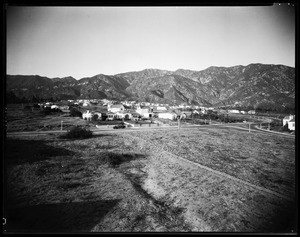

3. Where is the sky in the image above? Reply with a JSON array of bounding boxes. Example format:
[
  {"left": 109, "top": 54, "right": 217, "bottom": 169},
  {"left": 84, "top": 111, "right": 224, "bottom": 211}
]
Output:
[{"left": 6, "top": 4, "right": 295, "bottom": 79}]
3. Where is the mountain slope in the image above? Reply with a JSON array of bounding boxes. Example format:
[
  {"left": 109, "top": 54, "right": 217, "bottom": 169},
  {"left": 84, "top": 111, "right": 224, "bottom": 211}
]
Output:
[{"left": 6, "top": 63, "right": 295, "bottom": 111}]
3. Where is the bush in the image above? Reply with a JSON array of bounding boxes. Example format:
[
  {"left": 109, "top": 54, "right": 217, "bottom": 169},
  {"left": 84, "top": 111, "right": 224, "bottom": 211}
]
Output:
[
  {"left": 61, "top": 126, "right": 93, "bottom": 139},
  {"left": 282, "top": 123, "right": 290, "bottom": 132},
  {"left": 92, "top": 114, "right": 99, "bottom": 121},
  {"left": 32, "top": 103, "right": 41, "bottom": 109},
  {"left": 69, "top": 108, "right": 82, "bottom": 117}
]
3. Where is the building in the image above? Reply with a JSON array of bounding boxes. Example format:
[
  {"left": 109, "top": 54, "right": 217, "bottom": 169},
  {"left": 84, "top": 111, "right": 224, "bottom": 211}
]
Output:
[
  {"left": 156, "top": 106, "right": 167, "bottom": 111},
  {"left": 283, "top": 115, "right": 295, "bottom": 126},
  {"left": 228, "top": 109, "right": 240, "bottom": 114},
  {"left": 108, "top": 104, "right": 125, "bottom": 113},
  {"left": 106, "top": 112, "right": 116, "bottom": 121},
  {"left": 288, "top": 118, "right": 295, "bottom": 131},
  {"left": 82, "top": 110, "right": 93, "bottom": 121},
  {"left": 248, "top": 110, "right": 256, "bottom": 115},
  {"left": 157, "top": 111, "right": 178, "bottom": 120},
  {"left": 82, "top": 102, "right": 91, "bottom": 107},
  {"left": 136, "top": 106, "right": 154, "bottom": 118},
  {"left": 115, "top": 111, "right": 132, "bottom": 120}
]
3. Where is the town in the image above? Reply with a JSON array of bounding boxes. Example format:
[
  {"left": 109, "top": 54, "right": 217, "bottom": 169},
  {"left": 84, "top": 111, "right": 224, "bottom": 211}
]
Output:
[{"left": 29, "top": 98, "right": 295, "bottom": 132}]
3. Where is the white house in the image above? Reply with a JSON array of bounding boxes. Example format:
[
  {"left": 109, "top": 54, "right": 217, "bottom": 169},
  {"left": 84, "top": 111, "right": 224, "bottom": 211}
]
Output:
[
  {"left": 51, "top": 105, "right": 59, "bottom": 109},
  {"left": 82, "top": 102, "right": 91, "bottom": 107},
  {"left": 108, "top": 104, "right": 125, "bottom": 113},
  {"left": 248, "top": 110, "right": 256, "bottom": 115},
  {"left": 288, "top": 118, "right": 295, "bottom": 131},
  {"left": 136, "top": 106, "right": 154, "bottom": 118},
  {"left": 106, "top": 112, "right": 116, "bottom": 121},
  {"left": 156, "top": 106, "right": 167, "bottom": 111},
  {"left": 115, "top": 111, "right": 132, "bottom": 120},
  {"left": 82, "top": 110, "right": 93, "bottom": 120},
  {"left": 157, "top": 111, "right": 177, "bottom": 120},
  {"left": 228, "top": 109, "right": 240, "bottom": 114},
  {"left": 283, "top": 115, "right": 295, "bottom": 126}
]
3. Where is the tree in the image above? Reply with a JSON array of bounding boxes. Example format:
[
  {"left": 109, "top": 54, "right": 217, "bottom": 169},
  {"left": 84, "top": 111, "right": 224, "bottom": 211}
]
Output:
[
  {"left": 282, "top": 123, "right": 290, "bottom": 132},
  {"left": 92, "top": 114, "right": 99, "bottom": 121},
  {"left": 70, "top": 108, "right": 82, "bottom": 117}
]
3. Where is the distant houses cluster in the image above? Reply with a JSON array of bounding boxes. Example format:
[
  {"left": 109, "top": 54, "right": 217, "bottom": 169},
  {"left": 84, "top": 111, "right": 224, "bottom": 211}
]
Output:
[{"left": 35, "top": 98, "right": 295, "bottom": 130}]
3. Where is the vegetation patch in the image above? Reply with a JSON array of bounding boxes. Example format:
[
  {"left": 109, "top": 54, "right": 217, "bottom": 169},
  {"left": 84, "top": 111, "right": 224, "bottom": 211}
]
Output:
[{"left": 60, "top": 126, "right": 93, "bottom": 139}]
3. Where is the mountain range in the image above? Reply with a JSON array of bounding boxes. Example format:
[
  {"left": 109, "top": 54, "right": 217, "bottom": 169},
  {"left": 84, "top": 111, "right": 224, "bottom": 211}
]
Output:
[{"left": 6, "top": 63, "right": 295, "bottom": 111}]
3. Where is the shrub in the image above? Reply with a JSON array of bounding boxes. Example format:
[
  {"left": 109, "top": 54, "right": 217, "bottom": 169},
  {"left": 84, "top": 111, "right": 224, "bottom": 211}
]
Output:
[
  {"left": 32, "top": 103, "right": 41, "bottom": 109},
  {"left": 69, "top": 108, "right": 82, "bottom": 117},
  {"left": 282, "top": 123, "right": 290, "bottom": 132},
  {"left": 92, "top": 114, "right": 99, "bottom": 121},
  {"left": 61, "top": 126, "right": 93, "bottom": 139}
]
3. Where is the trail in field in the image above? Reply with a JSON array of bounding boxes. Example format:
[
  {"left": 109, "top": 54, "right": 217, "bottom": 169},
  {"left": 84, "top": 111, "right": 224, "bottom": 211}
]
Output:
[{"left": 121, "top": 132, "right": 295, "bottom": 232}]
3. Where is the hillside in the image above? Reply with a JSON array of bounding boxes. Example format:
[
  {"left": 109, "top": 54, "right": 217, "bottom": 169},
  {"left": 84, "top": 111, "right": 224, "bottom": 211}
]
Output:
[{"left": 6, "top": 63, "right": 295, "bottom": 111}]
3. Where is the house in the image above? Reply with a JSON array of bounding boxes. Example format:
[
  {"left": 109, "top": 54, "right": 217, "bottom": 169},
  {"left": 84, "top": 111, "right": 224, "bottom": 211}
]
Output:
[
  {"left": 82, "top": 102, "right": 91, "bottom": 107},
  {"left": 131, "top": 112, "right": 141, "bottom": 121},
  {"left": 240, "top": 111, "right": 247, "bottom": 114},
  {"left": 181, "top": 111, "right": 192, "bottom": 117},
  {"left": 283, "top": 115, "right": 295, "bottom": 126},
  {"left": 115, "top": 111, "right": 132, "bottom": 120},
  {"left": 108, "top": 104, "right": 125, "bottom": 113},
  {"left": 51, "top": 105, "right": 59, "bottom": 109},
  {"left": 248, "top": 110, "right": 256, "bottom": 115},
  {"left": 82, "top": 110, "right": 93, "bottom": 121},
  {"left": 136, "top": 106, "right": 154, "bottom": 118},
  {"left": 59, "top": 105, "right": 70, "bottom": 113},
  {"left": 157, "top": 111, "right": 178, "bottom": 120},
  {"left": 228, "top": 109, "right": 240, "bottom": 114},
  {"left": 106, "top": 112, "right": 116, "bottom": 121},
  {"left": 156, "top": 106, "right": 167, "bottom": 111},
  {"left": 288, "top": 118, "right": 295, "bottom": 131}
]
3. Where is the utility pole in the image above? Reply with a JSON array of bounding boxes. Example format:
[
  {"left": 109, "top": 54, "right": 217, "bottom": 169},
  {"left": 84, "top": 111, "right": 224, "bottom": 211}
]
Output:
[
  {"left": 61, "top": 121, "right": 63, "bottom": 131},
  {"left": 249, "top": 122, "right": 251, "bottom": 133},
  {"left": 178, "top": 118, "right": 180, "bottom": 129}
]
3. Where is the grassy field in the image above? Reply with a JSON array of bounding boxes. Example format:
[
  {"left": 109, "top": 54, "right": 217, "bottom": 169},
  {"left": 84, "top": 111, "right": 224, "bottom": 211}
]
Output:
[
  {"left": 128, "top": 127, "right": 295, "bottom": 198},
  {"left": 4, "top": 126, "right": 296, "bottom": 232},
  {"left": 6, "top": 104, "right": 91, "bottom": 132}
]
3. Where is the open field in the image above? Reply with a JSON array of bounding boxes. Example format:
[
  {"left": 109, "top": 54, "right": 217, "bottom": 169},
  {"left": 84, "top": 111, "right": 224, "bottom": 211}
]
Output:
[
  {"left": 128, "top": 127, "right": 295, "bottom": 198},
  {"left": 6, "top": 104, "right": 91, "bottom": 132},
  {"left": 4, "top": 125, "right": 296, "bottom": 233}
]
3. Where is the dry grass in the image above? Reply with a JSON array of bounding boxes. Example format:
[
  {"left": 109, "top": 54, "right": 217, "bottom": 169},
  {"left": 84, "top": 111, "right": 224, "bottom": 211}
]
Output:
[
  {"left": 6, "top": 104, "right": 90, "bottom": 132},
  {"left": 127, "top": 127, "right": 295, "bottom": 198},
  {"left": 4, "top": 126, "right": 296, "bottom": 233},
  {"left": 4, "top": 134, "right": 192, "bottom": 233}
]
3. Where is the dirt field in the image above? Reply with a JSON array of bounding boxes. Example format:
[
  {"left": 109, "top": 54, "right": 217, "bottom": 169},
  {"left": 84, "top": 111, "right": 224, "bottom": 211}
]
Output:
[{"left": 4, "top": 127, "right": 296, "bottom": 233}]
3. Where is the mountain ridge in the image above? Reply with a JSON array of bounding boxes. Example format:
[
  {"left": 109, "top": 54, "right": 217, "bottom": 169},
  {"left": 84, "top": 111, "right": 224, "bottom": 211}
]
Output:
[{"left": 6, "top": 63, "right": 295, "bottom": 111}]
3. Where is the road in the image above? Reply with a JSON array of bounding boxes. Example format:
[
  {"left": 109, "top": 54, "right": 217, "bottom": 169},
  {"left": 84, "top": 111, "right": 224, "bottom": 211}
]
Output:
[{"left": 6, "top": 122, "right": 295, "bottom": 138}]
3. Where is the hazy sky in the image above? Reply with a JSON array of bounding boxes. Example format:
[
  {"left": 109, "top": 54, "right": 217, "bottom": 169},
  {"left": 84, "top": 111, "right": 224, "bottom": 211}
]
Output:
[{"left": 7, "top": 4, "right": 295, "bottom": 79}]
